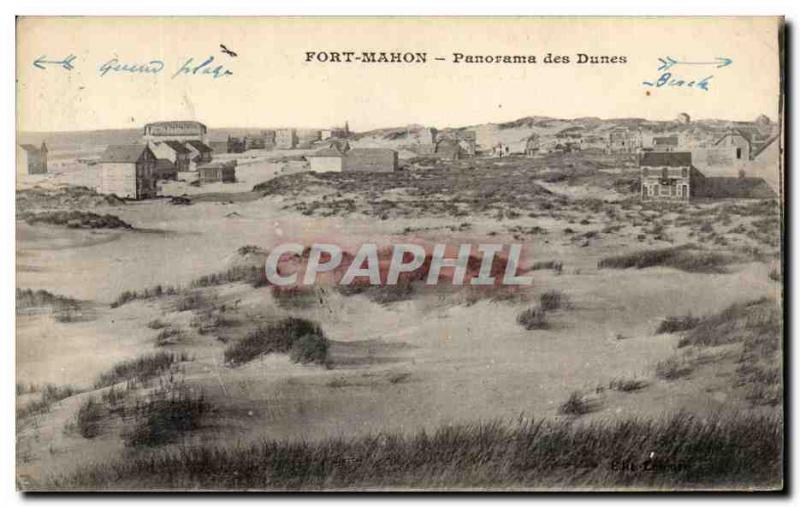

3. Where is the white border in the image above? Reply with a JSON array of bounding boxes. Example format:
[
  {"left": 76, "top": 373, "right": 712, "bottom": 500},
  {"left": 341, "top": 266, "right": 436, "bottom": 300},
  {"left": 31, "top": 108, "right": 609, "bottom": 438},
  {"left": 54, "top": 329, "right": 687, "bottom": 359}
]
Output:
[{"left": 3, "top": 1, "right": 796, "bottom": 505}]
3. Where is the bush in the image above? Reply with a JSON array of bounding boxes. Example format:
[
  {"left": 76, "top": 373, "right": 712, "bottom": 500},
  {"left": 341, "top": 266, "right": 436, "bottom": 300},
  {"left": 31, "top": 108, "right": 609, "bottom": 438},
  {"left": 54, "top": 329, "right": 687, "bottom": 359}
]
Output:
[
  {"left": 224, "top": 318, "right": 327, "bottom": 366},
  {"left": 517, "top": 307, "right": 548, "bottom": 330},
  {"left": 656, "top": 314, "right": 700, "bottom": 334},
  {"left": 76, "top": 397, "right": 104, "bottom": 438},
  {"left": 289, "top": 334, "right": 329, "bottom": 365}
]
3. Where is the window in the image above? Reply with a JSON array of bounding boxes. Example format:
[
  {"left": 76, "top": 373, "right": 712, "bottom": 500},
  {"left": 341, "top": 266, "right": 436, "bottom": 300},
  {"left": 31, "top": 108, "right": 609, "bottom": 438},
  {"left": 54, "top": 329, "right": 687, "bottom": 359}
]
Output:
[
  {"left": 643, "top": 167, "right": 649, "bottom": 177},
  {"left": 654, "top": 184, "right": 659, "bottom": 195},
  {"left": 736, "top": 148, "right": 742, "bottom": 159},
  {"left": 662, "top": 167, "right": 668, "bottom": 179},
  {"left": 682, "top": 167, "right": 688, "bottom": 178}
]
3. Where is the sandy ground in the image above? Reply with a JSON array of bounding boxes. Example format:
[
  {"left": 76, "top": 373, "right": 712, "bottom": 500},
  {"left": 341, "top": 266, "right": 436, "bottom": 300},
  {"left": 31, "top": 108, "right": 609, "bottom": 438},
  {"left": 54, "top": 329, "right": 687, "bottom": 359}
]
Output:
[{"left": 15, "top": 147, "right": 783, "bottom": 484}]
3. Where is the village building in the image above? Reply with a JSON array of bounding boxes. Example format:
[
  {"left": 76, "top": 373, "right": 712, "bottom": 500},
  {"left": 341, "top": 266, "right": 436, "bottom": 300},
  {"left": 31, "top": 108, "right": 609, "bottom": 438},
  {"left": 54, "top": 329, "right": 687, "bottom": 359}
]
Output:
[
  {"left": 713, "top": 130, "right": 751, "bottom": 161},
  {"left": 640, "top": 152, "right": 696, "bottom": 201},
  {"left": 606, "top": 128, "right": 641, "bottom": 153},
  {"left": 524, "top": 134, "right": 540, "bottom": 157},
  {"left": 184, "top": 140, "right": 213, "bottom": 167},
  {"left": 197, "top": 160, "right": 237, "bottom": 183},
  {"left": 307, "top": 147, "right": 346, "bottom": 173},
  {"left": 296, "top": 130, "right": 322, "bottom": 149},
  {"left": 97, "top": 144, "right": 158, "bottom": 200},
  {"left": 276, "top": 128, "right": 297, "bottom": 149},
  {"left": 344, "top": 148, "right": 398, "bottom": 173},
  {"left": 640, "top": 151, "right": 776, "bottom": 202},
  {"left": 209, "top": 141, "right": 230, "bottom": 154},
  {"left": 155, "top": 159, "right": 178, "bottom": 181},
  {"left": 263, "top": 130, "right": 277, "bottom": 149},
  {"left": 434, "top": 139, "right": 463, "bottom": 160},
  {"left": 148, "top": 140, "right": 191, "bottom": 172},
  {"left": 17, "top": 142, "right": 48, "bottom": 175},
  {"left": 142, "top": 121, "right": 208, "bottom": 144},
  {"left": 322, "top": 123, "right": 350, "bottom": 140},
  {"left": 579, "top": 135, "right": 606, "bottom": 152},
  {"left": 652, "top": 135, "right": 680, "bottom": 152}
]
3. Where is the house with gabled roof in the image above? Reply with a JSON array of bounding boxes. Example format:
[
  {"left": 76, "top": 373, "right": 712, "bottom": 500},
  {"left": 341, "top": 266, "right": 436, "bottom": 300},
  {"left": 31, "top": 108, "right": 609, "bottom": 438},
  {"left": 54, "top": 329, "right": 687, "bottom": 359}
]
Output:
[
  {"left": 149, "top": 140, "right": 191, "bottom": 172},
  {"left": 97, "top": 144, "right": 158, "bottom": 199},
  {"left": 184, "top": 140, "right": 213, "bottom": 167}
]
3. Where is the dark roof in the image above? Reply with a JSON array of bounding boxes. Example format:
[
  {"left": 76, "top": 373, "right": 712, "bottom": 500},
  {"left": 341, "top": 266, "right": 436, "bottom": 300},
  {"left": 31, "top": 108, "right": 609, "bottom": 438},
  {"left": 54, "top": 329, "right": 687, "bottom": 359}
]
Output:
[
  {"left": 99, "top": 144, "right": 150, "bottom": 163},
  {"left": 155, "top": 159, "right": 176, "bottom": 171},
  {"left": 163, "top": 140, "right": 191, "bottom": 154},
  {"left": 19, "top": 144, "right": 41, "bottom": 153},
  {"left": 640, "top": 151, "right": 692, "bottom": 167},
  {"left": 185, "top": 140, "right": 213, "bottom": 153},
  {"left": 714, "top": 130, "right": 753, "bottom": 146},
  {"left": 695, "top": 177, "right": 777, "bottom": 199},
  {"left": 653, "top": 135, "right": 678, "bottom": 146},
  {"left": 144, "top": 120, "right": 206, "bottom": 130}
]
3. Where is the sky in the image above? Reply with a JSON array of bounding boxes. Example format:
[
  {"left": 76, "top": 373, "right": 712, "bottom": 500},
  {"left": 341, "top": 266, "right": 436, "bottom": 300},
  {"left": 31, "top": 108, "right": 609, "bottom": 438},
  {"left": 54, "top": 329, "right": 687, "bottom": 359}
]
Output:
[{"left": 16, "top": 17, "right": 782, "bottom": 133}]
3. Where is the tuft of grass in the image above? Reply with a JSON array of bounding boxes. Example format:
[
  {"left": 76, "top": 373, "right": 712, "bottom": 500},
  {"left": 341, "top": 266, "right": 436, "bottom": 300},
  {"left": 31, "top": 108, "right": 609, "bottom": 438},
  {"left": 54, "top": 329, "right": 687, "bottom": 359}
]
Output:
[
  {"left": 655, "top": 356, "right": 692, "bottom": 381},
  {"left": 224, "top": 317, "right": 328, "bottom": 366},
  {"left": 656, "top": 314, "right": 701, "bottom": 334},
  {"left": 517, "top": 307, "right": 548, "bottom": 330},
  {"left": 95, "top": 352, "right": 187, "bottom": 388},
  {"left": 539, "top": 290, "right": 566, "bottom": 311},
  {"left": 609, "top": 377, "right": 648, "bottom": 392},
  {"left": 123, "top": 386, "right": 208, "bottom": 448},
  {"left": 45, "top": 412, "right": 783, "bottom": 490},
  {"left": 558, "top": 391, "right": 592, "bottom": 416},
  {"left": 16, "top": 383, "right": 82, "bottom": 420},
  {"left": 155, "top": 327, "right": 182, "bottom": 347},
  {"left": 76, "top": 397, "right": 105, "bottom": 439},
  {"left": 147, "top": 319, "right": 168, "bottom": 330}
]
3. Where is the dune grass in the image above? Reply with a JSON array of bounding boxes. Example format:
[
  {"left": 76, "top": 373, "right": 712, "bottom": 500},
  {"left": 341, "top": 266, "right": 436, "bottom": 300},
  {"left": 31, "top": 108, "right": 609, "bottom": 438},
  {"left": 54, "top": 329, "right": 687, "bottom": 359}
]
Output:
[
  {"left": 94, "top": 352, "right": 188, "bottom": 388},
  {"left": 44, "top": 412, "right": 782, "bottom": 491},
  {"left": 224, "top": 317, "right": 328, "bottom": 366},
  {"left": 597, "top": 245, "right": 733, "bottom": 273}
]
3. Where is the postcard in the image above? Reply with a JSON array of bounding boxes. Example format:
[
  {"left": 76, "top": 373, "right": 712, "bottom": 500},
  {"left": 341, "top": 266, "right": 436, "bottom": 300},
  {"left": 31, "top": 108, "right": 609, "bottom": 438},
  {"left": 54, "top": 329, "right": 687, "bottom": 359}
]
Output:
[{"left": 15, "top": 16, "right": 784, "bottom": 491}]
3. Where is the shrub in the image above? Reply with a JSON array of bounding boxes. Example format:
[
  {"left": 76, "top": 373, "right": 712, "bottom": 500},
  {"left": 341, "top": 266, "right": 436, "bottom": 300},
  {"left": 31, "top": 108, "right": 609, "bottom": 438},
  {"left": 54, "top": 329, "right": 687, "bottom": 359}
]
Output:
[
  {"left": 76, "top": 397, "right": 104, "bottom": 438},
  {"left": 224, "top": 318, "right": 327, "bottom": 366},
  {"left": 155, "top": 327, "right": 182, "bottom": 346},
  {"left": 656, "top": 314, "right": 700, "bottom": 334},
  {"left": 16, "top": 383, "right": 81, "bottom": 419},
  {"left": 289, "top": 334, "right": 329, "bottom": 365},
  {"left": 517, "top": 307, "right": 548, "bottom": 330}
]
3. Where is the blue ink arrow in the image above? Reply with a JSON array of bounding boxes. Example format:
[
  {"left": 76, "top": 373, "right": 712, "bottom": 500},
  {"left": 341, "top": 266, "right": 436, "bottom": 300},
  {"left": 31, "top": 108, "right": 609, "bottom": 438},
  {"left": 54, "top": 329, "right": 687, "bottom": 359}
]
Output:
[
  {"left": 657, "top": 56, "right": 732, "bottom": 72},
  {"left": 33, "top": 54, "right": 77, "bottom": 71}
]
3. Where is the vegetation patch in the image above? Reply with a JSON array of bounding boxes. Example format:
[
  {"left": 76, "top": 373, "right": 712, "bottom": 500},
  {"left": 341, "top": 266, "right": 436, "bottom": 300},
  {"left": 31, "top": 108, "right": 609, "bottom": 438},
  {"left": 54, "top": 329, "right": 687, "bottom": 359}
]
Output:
[
  {"left": 48, "top": 412, "right": 782, "bottom": 490},
  {"left": 95, "top": 352, "right": 188, "bottom": 388},
  {"left": 123, "top": 386, "right": 208, "bottom": 448},
  {"left": 224, "top": 317, "right": 328, "bottom": 366},
  {"left": 597, "top": 244, "right": 735, "bottom": 273},
  {"left": 517, "top": 307, "right": 548, "bottom": 330},
  {"left": 18, "top": 210, "right": 132, "bottom": 229},
  {"left": 656, "top": 314, "right": 701, "bottom": 334}
]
